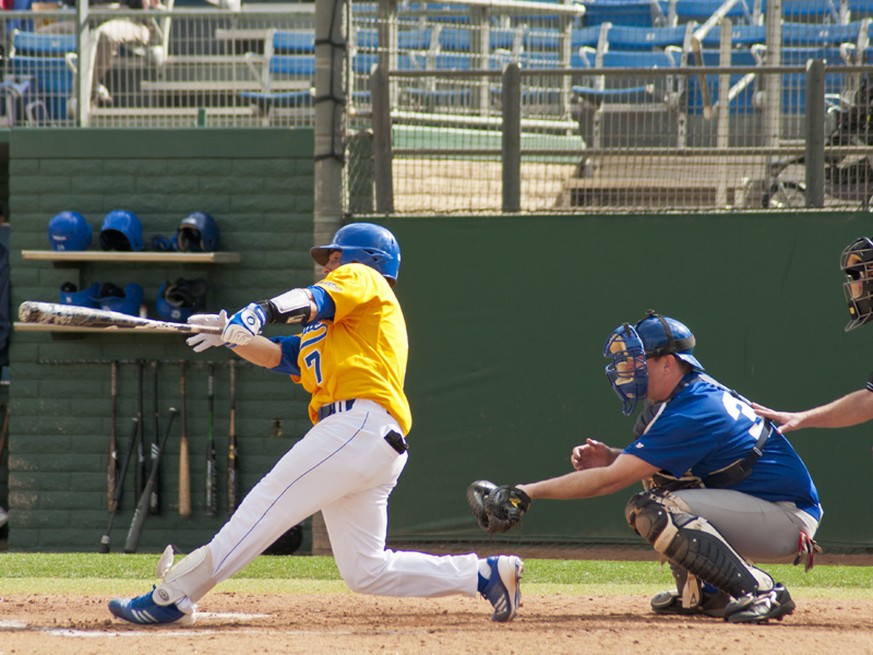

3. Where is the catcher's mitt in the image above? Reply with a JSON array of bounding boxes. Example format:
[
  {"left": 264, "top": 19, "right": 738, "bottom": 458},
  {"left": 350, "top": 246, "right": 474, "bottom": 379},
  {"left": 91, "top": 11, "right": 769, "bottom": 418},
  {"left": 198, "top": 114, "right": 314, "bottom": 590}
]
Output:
[{"left": 466, "top": 480, "right": 531, "bottom": 534}]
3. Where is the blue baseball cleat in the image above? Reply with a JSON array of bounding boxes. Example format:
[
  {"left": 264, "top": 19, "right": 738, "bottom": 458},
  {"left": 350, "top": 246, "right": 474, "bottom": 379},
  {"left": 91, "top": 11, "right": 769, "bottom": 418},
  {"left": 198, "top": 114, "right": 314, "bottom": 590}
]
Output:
[
  {"left": 481, "top": 555, "right": 523, "bottom": 622},
  {"left": 108, "top": 586, "right": 191, "bottom": 625}
]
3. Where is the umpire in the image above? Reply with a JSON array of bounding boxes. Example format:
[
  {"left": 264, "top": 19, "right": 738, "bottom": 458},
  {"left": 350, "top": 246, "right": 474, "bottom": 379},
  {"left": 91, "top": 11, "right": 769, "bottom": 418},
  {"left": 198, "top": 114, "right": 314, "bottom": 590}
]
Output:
[
  {"left": 514, "top": 310, "right": 822, "bottom": 624},
  {"left": 754, "top": 236, "right": 873, "bottom": 431}
]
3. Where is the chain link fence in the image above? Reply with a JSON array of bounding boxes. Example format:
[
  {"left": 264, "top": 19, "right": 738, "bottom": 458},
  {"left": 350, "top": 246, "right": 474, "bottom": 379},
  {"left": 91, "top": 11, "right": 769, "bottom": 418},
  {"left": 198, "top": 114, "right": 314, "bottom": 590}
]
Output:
[{"left": 1, "top": 1, "right": 872, "bottom": 213}]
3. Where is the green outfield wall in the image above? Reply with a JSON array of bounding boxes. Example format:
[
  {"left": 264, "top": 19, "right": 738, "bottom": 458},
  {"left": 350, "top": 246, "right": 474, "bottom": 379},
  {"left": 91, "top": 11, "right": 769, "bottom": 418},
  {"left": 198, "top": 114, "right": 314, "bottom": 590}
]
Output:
[{"left": 4, "top": 128, "right": 873, "bottom": 555}]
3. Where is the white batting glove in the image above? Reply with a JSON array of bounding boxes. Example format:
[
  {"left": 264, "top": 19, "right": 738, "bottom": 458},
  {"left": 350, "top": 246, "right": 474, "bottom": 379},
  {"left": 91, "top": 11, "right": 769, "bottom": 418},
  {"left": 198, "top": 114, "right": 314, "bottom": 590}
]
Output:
[
  {"left": 222, "top": 302, "right": 267, "bottom": 347},
  {"left": 186, "top": 310, "right": 230, "bottom": 353}
]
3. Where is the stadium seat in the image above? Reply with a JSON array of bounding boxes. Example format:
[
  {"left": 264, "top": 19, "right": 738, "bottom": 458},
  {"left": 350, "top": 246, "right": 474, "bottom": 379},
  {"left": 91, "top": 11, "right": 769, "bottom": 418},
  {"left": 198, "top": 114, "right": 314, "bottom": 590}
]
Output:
[
  {"left": 583, "top": 0, "right": 670, "bottom": 27},
  {"left": 6, "top": 29, "right": 77, "bottom": 124},
  {"left": 606, "top": 23, "right": 695, "bottom": 51}
]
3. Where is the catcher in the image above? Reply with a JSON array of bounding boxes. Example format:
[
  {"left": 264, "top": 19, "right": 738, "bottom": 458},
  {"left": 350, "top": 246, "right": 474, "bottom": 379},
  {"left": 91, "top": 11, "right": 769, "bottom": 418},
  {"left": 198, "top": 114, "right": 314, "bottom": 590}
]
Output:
[{"left": 469, "top": 310, "right": 822, "bottom": 624}]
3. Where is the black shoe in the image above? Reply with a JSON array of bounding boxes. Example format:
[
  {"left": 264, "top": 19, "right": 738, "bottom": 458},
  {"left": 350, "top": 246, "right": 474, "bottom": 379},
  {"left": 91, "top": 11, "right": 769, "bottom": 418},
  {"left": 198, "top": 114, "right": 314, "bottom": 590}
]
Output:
[
  {"left": 651, "top": 589, "right": 729, "bottom": 618},
  {"left": 723, "top": 584, "right": 796, "bottom": 624}
]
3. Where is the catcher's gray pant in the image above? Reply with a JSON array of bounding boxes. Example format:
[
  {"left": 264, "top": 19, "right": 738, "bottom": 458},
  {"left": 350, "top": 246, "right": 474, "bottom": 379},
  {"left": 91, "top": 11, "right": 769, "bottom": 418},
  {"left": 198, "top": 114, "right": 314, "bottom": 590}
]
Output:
[
  {"left": 171, "top": 400, "right": 479, "bottom": 605},
  {"left": 672, "top": 488, "right": 820, "bottom": 563}
]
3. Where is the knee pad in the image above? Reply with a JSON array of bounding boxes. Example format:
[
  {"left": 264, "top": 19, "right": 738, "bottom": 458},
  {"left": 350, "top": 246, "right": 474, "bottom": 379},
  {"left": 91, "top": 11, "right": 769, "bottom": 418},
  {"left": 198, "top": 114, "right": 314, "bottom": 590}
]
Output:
[
  {"left": 624, "top": 491, "right": 772, "bottom": 598},
  {"left": 154, "top": 546, "right": 217, "bottom": 607}
]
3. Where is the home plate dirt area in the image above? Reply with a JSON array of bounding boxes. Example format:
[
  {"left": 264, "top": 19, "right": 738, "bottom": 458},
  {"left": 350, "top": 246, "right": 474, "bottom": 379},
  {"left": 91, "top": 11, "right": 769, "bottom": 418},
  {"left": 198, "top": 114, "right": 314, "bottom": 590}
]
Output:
[{"left": 2, "top": 590, "right": 873, "bottom": 655}]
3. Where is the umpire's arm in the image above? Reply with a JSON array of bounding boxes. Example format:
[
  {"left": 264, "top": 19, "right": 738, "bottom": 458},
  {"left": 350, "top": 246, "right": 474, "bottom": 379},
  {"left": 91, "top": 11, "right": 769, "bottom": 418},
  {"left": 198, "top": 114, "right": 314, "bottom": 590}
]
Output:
[{"left": 518, "top": 454, "right": 658, "bottom": 501}]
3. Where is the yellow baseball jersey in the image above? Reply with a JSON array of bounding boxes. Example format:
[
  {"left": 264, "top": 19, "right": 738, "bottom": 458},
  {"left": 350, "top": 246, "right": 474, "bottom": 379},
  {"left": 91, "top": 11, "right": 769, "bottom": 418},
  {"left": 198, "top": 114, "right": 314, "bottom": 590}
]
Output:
[{"left": 293, "top": 263, "right": 412, "bottom": 435}]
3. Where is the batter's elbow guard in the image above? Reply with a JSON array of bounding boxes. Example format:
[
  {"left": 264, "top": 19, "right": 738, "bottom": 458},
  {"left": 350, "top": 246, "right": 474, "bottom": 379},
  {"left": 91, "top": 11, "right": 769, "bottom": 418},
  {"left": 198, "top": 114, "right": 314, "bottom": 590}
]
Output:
[{"left": 261, "top": 288, "right": 313, "bottom": 324}]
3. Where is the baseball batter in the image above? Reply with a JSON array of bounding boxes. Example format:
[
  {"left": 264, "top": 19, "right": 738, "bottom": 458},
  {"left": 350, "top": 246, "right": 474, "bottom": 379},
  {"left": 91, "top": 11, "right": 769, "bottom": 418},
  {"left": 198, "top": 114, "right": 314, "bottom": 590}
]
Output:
[
  {"left": 108, "top": 223, "right": 523, "bottom": 624},
  {"left": 754, "top": 236, "right": 873, "bottom": 431},
  {"left": 511, "top": 311, "right": 822, "bottom": 623}
]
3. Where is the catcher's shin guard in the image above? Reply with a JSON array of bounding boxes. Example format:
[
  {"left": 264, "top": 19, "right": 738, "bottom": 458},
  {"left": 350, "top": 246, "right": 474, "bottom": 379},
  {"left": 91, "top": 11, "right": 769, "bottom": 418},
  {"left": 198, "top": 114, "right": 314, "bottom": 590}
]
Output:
[{"left": 625, "top": 491, "right": 773, "bottom": 598}]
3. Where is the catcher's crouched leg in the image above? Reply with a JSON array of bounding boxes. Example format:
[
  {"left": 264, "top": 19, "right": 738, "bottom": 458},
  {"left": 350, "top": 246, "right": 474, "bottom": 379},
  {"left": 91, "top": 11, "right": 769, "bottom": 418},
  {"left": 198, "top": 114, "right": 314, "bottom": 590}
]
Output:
[{"left": 624, "top": 490, "right": 775, "bottom": 603}]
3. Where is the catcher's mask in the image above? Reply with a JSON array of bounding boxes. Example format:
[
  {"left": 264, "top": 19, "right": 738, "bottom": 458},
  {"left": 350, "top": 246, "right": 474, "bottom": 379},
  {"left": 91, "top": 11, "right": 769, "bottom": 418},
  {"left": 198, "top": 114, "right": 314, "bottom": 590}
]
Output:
[
  {"left": 604, "top": 322, "right": 648, "bottom": 416},
  {"left": 841, "top": 236, "right": 873, "bottom": 331},
  {"left": 604, "top": 310, "right": 704, "bottom": 415}
]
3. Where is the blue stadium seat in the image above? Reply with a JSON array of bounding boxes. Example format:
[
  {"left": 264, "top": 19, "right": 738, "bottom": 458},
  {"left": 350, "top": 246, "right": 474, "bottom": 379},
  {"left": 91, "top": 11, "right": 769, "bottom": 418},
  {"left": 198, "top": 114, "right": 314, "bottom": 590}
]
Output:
[
  {"left": 674, "top": 0, "right": 755, "bottom": 23},
  {"left": 583, "top": 0, "right": 670, "bottom": 27},
  {"left": 7, "top": 30, "right": 77, "bottom": 123},
  {"left": 573, "top": 48, "right": 679, "bottom": 103},
  {"left": 271, "top": 30, "right": 315, "bottom": 54},
  {"left": 698, "top": 24, "right": 765, "bottom": 48},
  {"left": 524, "top": 27, "right": 562, "bottom": 51},
  {"left": 781, "top": 20, "right": 872, "bottom": 47},
  {"left": 782, "top": 0, "right": 841, "bottom": 22},
  {"left": 606, "top": 24, "right": 693, "bottom": 50},
  {"left": 572, "top": 24, "right": 611, "bottom": 49},
  {"left": 354, "top": 27, "right": 435, "bottom": 51}
]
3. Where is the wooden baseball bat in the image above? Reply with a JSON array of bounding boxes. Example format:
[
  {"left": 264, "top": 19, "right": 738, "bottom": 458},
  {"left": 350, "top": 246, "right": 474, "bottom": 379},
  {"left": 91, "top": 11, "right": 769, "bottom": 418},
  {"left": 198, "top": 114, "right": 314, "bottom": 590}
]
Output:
[
  {"left": 18, "top": 301, "right": 222, "bottom": 334},
  {"left": 205, "top": 363, "right": 217, "bottom": 516},
  {"left": 99, "top": 417, "right": 139, "bottom": 553},
  {"left": 107, "top": 361, "right": 119, "bottom": 512},
  {"left": 178, "top": 361, "right": 191, "bottom": 518},
  {"left": 227, "top": 359, "right": 238, "bottom": 515},
  {"left": 124, "top": 408, "right": 178, "bottom": 553}
]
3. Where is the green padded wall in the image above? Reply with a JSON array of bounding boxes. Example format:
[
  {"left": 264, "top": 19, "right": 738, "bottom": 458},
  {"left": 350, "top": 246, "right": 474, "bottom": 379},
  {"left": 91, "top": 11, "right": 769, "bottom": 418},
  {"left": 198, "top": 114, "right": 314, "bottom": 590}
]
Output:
[{"left": 381, "top": 213, "right": 873, "bottom": 552}]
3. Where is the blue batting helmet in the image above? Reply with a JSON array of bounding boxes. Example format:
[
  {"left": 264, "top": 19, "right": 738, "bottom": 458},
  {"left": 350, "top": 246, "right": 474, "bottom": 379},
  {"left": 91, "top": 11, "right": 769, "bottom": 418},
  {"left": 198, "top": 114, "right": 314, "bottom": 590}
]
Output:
[
  {"left": 48, "top": 211, "right": 92, "bottom": 251},
  {"left": 91, "top": 282, "right": 144, "bottom": 316},
  {"left": 310, "top": 223, "right": 401, "bottom": 284},
  {"left": 176, "top": 212, "right": 219, "bottom": 252},
  {"left": 100, "top": 210, "right": 143, "bottom": 252},
  {"left": 155, "top": 277, "right": 209, "bottom": 322},
  {"left": 59, "top": 281, "right": 101, "bottom": 307}
]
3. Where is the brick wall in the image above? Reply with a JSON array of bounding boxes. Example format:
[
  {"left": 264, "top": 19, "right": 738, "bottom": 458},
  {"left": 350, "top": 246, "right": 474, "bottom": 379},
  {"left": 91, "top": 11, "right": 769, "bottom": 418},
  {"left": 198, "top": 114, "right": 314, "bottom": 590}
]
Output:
[{"left": 7, "top": 128, "right": 316, "bottom": 552}]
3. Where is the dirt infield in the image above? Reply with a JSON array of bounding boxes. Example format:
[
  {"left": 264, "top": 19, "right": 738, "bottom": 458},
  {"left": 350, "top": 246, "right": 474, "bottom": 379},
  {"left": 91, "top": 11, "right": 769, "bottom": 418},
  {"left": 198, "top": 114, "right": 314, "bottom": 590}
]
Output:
[{"left": 3, "top": 590, "right": 873, "bottom": 655}]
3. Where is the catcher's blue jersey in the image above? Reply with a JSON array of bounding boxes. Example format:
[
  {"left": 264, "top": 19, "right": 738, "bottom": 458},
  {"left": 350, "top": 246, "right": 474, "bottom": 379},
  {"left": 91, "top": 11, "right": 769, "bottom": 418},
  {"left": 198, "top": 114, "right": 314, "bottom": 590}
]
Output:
[{"left": 624, "top": 373, "right": 822, "bottom": 521}]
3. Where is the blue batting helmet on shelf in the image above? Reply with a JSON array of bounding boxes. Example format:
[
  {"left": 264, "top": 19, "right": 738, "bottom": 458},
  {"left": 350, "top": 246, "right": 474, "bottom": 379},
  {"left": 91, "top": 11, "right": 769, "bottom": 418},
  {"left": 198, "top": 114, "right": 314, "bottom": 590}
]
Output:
[
  {"left": 155, "top": 277, "right": 209, "bottom": 322},
  {"left": 99, "top": 210, "right": 143, "bottom": 252},
  {"left": 176, "top": 212, "right": 219, "bottom": 252},
  {"left": 91, "top": 282, "right": 144, "bottom": 316},
  {"left": 59, "top": 281, "right": 101, "bottom": 308},
  {"left": 48, "top": 211, "right": 92, "bottom": 251},
  {"left": 309, "top": 223, "right": 401, "bottom": 284}
]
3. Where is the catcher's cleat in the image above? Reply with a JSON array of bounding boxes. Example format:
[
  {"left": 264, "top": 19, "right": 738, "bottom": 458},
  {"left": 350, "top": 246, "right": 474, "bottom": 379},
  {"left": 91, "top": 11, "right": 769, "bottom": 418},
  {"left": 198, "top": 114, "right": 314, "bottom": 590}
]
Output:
[
  {"left": 108, "top": 586, "right": 193, "bottom": 626},
  {"left": 723, "top": 584, "right": 796, "bottom": 624},
  {"left": 481, "top": 555, "right": 523, "bottom": 622},
  {"left": 651, "top": 589, "right": 729, "bottom": 618}
]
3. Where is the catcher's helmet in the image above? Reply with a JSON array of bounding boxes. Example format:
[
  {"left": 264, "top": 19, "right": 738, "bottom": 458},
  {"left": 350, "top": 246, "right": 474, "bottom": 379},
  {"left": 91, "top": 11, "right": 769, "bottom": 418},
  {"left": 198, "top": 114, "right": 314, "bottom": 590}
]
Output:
[
  {"left": 156, "top": 277, "right": 209, "bottom": 322},
  {"left": 634, "top": 310, "right": 703, "bottom": 371},
  {"left": 176, "top": 212, "right": 219, "bottom": 252},
  {"left": 48, "top": 211, "right": 92, "bottom": 251},
  {"left": 841, "top": 236, "right": 873, "bottom": 331},
  {"left": 310, "top": 223, "right": 401, "bottom": 284},
  {"left": 604, "top": 310, "right": 703, "bottom": 416},
  {"left": 100, "top": 210, "right": 143, "bottom": 252},
  {"left": 91, "top": 282, "right": 144, "bottom": 316}
]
